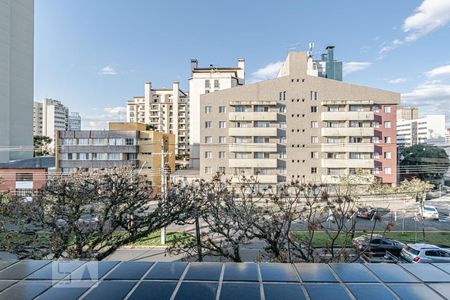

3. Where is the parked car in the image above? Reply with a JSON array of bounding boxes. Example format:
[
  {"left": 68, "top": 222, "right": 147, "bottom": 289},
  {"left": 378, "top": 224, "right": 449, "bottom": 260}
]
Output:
[
  {"left": 401, "top": 243, "right": 450, "bottom": 263},
  {"left": 356, "top": 206, "right": 376, "bottom": 219},
  {"left": 352, "top": 235, "right": 405, "bottom": 256},
  {"left": 419, "top": 205, "right": 439, "bottom": 220}
]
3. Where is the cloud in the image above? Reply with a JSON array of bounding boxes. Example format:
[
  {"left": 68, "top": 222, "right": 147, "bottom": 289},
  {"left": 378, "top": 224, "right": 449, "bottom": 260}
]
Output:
[
  {"left": 98, "top": 65, "right": 118, "bottom": 75},
  {"left": 342, "top": 62, "right": 372, "bottom": 76},
  {"left": 402, "top": 82, "right": 450, "bottom": 126},
  {"left": 426, "top": 64, "right": 450, "bottom": 77},
  {"left": 388, "top": 78, "right": 407, "bottom": 84},
  {"left": 379, "top": 0, "right": 450, "bottom": 57},
  {"left": 250, "top": 61, "right": 284, "bottom": 82},
  {"left": 83, "top": 106, "right": 127, "bottom": 130}
]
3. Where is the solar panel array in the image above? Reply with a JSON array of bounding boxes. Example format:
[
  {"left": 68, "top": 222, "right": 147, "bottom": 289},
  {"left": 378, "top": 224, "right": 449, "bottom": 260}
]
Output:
[{"left": 0, "top": 260, "right": 449, "bottom": 299}]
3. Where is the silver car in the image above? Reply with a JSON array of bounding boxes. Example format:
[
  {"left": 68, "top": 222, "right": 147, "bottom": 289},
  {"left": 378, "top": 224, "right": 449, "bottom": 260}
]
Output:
[
  {"left": 419, "top": 205, "right": 439, "bottom": 220},
  {"left": 401, "top": 243, "right": 450, "bottom": 263}
]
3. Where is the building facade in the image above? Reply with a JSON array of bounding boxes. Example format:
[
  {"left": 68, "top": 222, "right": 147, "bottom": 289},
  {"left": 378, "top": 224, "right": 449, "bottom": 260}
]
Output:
[
  {"left": 397, "top": 107, "right": 419, "bottom": 121},
  {"left": 55, "top": 122, "right": 175, "bottom": 192},
  {"left": 68, "top": 112, "right": 81, "bottom": 131},
  {"left": 126, "top": 82, "right": 189, "bottom": 157},
  {"left": 189, "top": 58, "right": 245, "bottom": 168},
  {"left": 397, "top": 115, "right": 446, "bottom": 147},
  {"left": 199, "top": 50, "right": 399, "bottom": 187},
  {"left": 0, "top": 0, "right": 34, "bottom": 162},
  {"left": 33, "top": 98, "right": 69, "bottom": 144}
]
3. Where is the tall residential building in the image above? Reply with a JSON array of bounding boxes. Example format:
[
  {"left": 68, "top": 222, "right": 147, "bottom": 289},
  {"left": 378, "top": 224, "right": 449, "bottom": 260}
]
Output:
[
  {"left": 55, "top": 122, "right": 175, "bottom": 192},
  {"left": 189, "top": 58, "right": 245, "bottom": 168},
  {"left": 397, "top": 115, "right": 446, "bottom": 147},
  {"left": 68, "top": 112, "right": 81, "bottom": 131},
  {"left": 126, "top": 82, "right": 189, "bottom": 157},
  {"left": 199, "top": 49, "right": 399, "bottom": 187},
  {"left": 33, "top": 99, "right": 69, "bottom": 143},
  {"left": 397, "top": 107, "right": 419, "bottom": 121},
  {"left": 0, "top": 0, "right": 34, "bottom": 162}
]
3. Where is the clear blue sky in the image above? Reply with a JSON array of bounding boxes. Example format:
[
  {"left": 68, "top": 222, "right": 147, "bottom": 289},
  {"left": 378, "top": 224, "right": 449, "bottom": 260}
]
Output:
[{"left": 34, "top": 0, "right": 450, "bottom": 129}]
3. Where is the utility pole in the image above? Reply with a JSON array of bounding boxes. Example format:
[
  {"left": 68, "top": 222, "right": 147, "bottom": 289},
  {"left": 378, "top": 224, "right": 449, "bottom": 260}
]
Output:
[{"left": 161, "top": 138, "right": 167, "bottom": 245}]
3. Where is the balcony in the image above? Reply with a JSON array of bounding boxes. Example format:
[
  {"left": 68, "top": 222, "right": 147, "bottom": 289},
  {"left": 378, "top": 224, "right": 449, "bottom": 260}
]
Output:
[
  {"left": 230, "top": 100, "right": 278, "bottom": 106},
  {"left": 321, "top": 111, "right": 374, "bottom": 121},
  {"left": 229, "top": 127, "right": 277, "bottom": 137},
  {"left": 322, "top": 174, "right": 374, "bottom": 184},
  {"left": 229, "top": 143, "right": 277, "bottom": 152},
  {"left": 321, "top": 159, "right": 374, "bottom": 169},
  {"left": 229, "top": 159, "right": 277, "bottom": 168},
  {"left": 229, "top": 112, "right": 278, "bottom": 121},
  {"left": 321, "top": 143, "right": 374, "bottom": 153},
  {"left": 231, "top": 174, "right": 278, "bottom": 184},
  {"left": 321, "top": 127, "right": 374, "bottom": 137}
]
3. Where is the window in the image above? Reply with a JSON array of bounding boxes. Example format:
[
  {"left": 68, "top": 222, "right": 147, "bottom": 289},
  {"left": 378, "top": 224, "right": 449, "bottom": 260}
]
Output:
[
  {"left": 235, "top": 137, "right": 248, "bottom": 144},
  {"left": 384, "top": 167, "right": 392, "bottom": 174},
  {"left": 372, "top": 121, "right": 380, "bottom": 128},
  {"left": 314, "top": 91, "right": 318, "bottom": 100},
  {"left": 109, "top": 138, "right": 125, "bottom": 146},
  {"left": 92, "top": 153, "right": 107, "bottom": 160},
  {"left": 205, "top": 106, "right": 212, "bottom": 113},
  {"left": 219, "top": 151, "right": 226, "bottom": 159},
  {"left": 236, "top": 121, "right": 249, "bottom": 128},
  {"left": 205, "top": 121, "right": 212, "bottom": 128},
  {"left": 255, "top": 106, "right": 269, "bottom": 112},
  {"left": 16, "top": 173, "right": 33, "bottom": 181},
  {"left": 78, "top": 138, "right": 89, "bottom": 145},
  {"left": 62, "top": 138, "right": 76, "bottom": 145},
  {"left": 384, "top": 121, "right": 391, "bottom": 128},
  {"left": 254, "top": 152, "right": 269, "bottom": 159},
  {"left": 279, "top": 136, "right": 286, "bottom": 144},
  {"left": 373, "top": 151, "right": 380, "bottom": 159},
  {"left": 205, "top": 80, "right": 210, "bottom": 88},
  {"left": 205, "top": 167, "right": 212, "bottom": 174},
  {"left": 77, "top": 153, "right": 88, "bottom": 160},
  {"left": 235, "top": 106, "right": 245, "bottom": 112},
  {"left": 108, "top": 153, "right": 120, "bottom": 160},
  {"left": 255, "top": 121, "right": 270, "bottom": 128},
  {"left": 235, "top": 152, "right": 249, "bottom": 159},
  {"left": 214, "top": 80, "right": 220, "bottom": 88},
  {"left": 219, "top": 106, "right": 226, "bottom": 113},
  {"left": 384, "top": 106, "right": 391, "bottom": 113},
  {"left": 255, "top": 136, "right": 269, "bottom": 143},
  {"left": 384, "top": 136, "right": 392, "bottom": 144},
  {"left": 126, "top": 153, "right": 137, "bottom": 160},
  {"left": 384, "top": 151, "right": 392, "bottom": 159},
  {"left": 279, "top": 151, "right": 286, "bottom": 159},
  {"left": 279, "top": 167, "right": 286, "bottom": 174},
  {"left": 327, "top": 137, "right": 341, "bottom": 144},
  {"left": 372, "top": 105, "right": 380, "bottom": 113},
  {"left": 349, "top": 137, "right": 363, "bottom": 143},
  {"left": 125, "top": 138, "right": 135, "bottom": 145},
  {"left": 205, "top": 136, "right": 212, "bottom": 144},
  {"left": 279, "top": 122, "right": 286, "bottom": 129},
  {"left": 92, "top": 138, "right": 105, "bottom": 145},
  {"left": 328, "top": 106, "right": 339, "bottom": 112},
  {"left": 311, "top": 106, "right": 317, "bottom": 113},
  {"left": 311, "top": 152, "right": 319, "bottom": 159},
  {"left": 218, "top": 167, "right": 225, "bottom": 174},
  {"left": 219, "top": 136, "right": 226, "bottom": 144},
  {"left": 311, "top": 136, "right": 319, "bottom": 144},
  {"left": 279, "top": 105, "right": 286, "bottom": 113},
  {"left": 283, "top": 91, "right": 286, "bottom": 100},
  {"left": 205, "top": 151, "right": 212, "bottom": 159},
  {"left": 311, "top": 167, "right": 317, "bottom": 174},
  {"left": 279, "top": 92, "right": 283, "bottom": 101},
  {"left": 373, "top": 136, "right": 380, "bottom": 144},
  {"left": 310, "top": 121, "right": 318, "bottom": 128},
  {"left": 219, "top": 121, "right": 226, "bottom": 128}
]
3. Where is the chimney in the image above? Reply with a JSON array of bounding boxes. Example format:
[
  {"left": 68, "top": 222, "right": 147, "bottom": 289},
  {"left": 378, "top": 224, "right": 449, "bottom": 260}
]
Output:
[
  {"left": 173, "top": 81, "right": 179, "bottom": 92},
  {"left": 191, "top": 59, "right": 198, "bottom": 71}
]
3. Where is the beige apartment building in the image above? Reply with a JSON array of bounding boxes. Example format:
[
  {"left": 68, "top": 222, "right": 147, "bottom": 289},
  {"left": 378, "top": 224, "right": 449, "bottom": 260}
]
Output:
[
  {"left": 126, "top": 82, "right": 189, "bottom": 157},
  {"left": 200, "top": 50, "right": 400, "bottom": 187}
]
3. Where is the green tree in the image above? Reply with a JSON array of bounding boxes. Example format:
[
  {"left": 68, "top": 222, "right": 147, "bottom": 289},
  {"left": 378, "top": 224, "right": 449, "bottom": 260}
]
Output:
[
  {"left": 33, "top": 135, "right": 53, "bottom": 156},
  {"left": 399, "top": 144, "right": 450, "bottom": 182}
]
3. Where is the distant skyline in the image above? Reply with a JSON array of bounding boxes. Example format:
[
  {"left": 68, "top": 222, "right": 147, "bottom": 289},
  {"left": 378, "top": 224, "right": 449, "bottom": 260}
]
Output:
[{"left": 34, "top": 0, "right": 450, "bottom": 129}]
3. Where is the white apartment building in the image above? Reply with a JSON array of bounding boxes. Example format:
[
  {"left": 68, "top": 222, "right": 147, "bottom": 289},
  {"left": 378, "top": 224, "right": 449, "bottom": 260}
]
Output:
[
  {"left": 68, "top": 112, "right": 81, "bottom": 131},
  {"left": 189, "top": 58, "right": 245, "bottom": 168},
  {"left": 126, "top": 82, "right": 189, "bottom": 156},
  {"left": 0, "top": 0, "right": 34, "bottom": 162},
  {"left": 33, "top": 99, "right": 69, "bottom": 146},
  {"left": 397, "top": 115, "right": 446, "bottom": 147}
]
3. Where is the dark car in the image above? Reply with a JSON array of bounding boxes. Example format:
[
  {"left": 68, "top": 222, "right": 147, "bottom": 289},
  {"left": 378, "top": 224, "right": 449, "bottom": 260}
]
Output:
[
  {"left": 356, "top": 206, "right": 376, "bottom": 219},
  {"left": 352, "top": 235, "right": 405, "bottom": 256}
]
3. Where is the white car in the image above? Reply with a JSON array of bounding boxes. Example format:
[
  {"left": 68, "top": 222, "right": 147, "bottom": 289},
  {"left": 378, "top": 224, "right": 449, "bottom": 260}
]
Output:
[
  {"left": 419, "top": 205, "right": 439, "bottom": 220},
  {"left": 401, "top": 243, "right": 450, "bottom": 263}
]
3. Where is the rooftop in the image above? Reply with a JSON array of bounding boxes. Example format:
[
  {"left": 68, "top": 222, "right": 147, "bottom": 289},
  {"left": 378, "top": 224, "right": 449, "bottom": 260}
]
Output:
[{"left": 0, "top": 261, "right": 449, "bottom": 299}]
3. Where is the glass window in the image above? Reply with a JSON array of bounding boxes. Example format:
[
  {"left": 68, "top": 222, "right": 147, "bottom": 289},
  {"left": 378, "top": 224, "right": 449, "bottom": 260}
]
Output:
[
  {"left": 373, "top": 136, "right": 380, "bottom": 143},
  {"left": 235, "top": 137, "right": 248, "bottom": 144},
  {"left": 384, "top": 152, "right": 392, "bottom": 159},
  {"left": 16, "top": 173, "right": 33, "bottom": 181},
  {"left": 125, "top": 138, "right": 135, "bottom": 145},
  {"left": 205, "top": 121, "right": 212, "bottom": 128},
  {"left": 205, "top": 106, "right": 212, "bottom": 113},
  {"left": 255, "top": 121, "right": 270, "bottom": 128},
  {"left": 219, "top": 151, "right": 225, "bottom": 159},
  {"left": 219, "top": 106, "right": 226, "bottom": 113},
  {"left": 311, "top": 106, "right": 317, "bottom": 113},
  {"left": 78, "top": 138, "right": 89, "bottom": 145},
  {"left": 279, "top": 136, "right": 286, "bottom": 144},
  {"left": 279, "top": 151, "right": 286, "bottom": 159},
  {"left": 384, "top": 121, "right": 391, "bottom": 128},
  {"left": 214, "top": 80, "right": 220, "bottom": 88},
  {"left": 205, "top": 136, "right": 212, "bottom": 144},
  {"left": 218, "top": 167, "right": 225, "bottom": 174},
  {"left": 384, "top": 167, "right": 392, "bottom": 174},
  {"left": 279, "top": 122, "right": 286, "bottom": 129},
  {"left": 219, "top": 121, "right": 226, "bottom": 128},
  {"left": 254, "top": 106, "right": 269, "bottom": 112},
  {"left": 108, "top": 153, "right": 120, "bottom": 160},
  {"left": 77, "top": 153, "right": 88, "bottom": 160},
  {"left": 255, "top": 137, "right": 269, "bottom": 143},
  {"left": 279, "top": 105, "right": 286, "bottom": 113},
  {"left": 205, "top": 151, "right": 212, "bottom": 159},
  {"left": 235, "top": 106, "right": 245, "bottom": 112},
  {"left": 311, "top": 152, "right": 319, "bottom": 159},
  {"left": 127, "top": 153, "right": 137, "bottom": 160},
  {"left": 92, "top": 138, "right": 105, "bottom": 145},
  {"left": 384, "top": 136, "right": 392, "bottom": 144},
  {"left": 310, "top": 121, "right": 318, "bottom": 128},
  {"left": 328, "top": 106, "right": 339, "bottom": 112},
  {"left": 254, "top": 152, "right": 269, "bottom": 159},
  {"left": 279, "top": 167, "right": 286, "bottom": 174},
  {"left": 384, "top": 106, "right": 391, "bottom": 113},
  {"left": 205, "top": 167, "right": 212, "bottom": 174},
  {"left": 311, "top": 167, "right": 317, "bottom": 174},
  {"left": 205, "top": 80, "right": 210, "bottom": 88},
  {"left": 311, "top": 136, "right": 319, "bottom": 143},
  {"left": 219, "top": 136, "right": 226, "bottom": 144}
]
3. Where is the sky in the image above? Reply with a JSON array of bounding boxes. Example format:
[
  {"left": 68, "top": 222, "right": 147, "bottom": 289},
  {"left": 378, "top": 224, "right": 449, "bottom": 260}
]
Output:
[{"left": 34, "top": 0, "right": 450, "bottom": 129}]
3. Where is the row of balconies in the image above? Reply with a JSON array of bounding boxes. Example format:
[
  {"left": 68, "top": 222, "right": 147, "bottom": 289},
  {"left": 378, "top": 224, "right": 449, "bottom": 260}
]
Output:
[
  {"left": 229, "top": 127, "right": 278, "bottom": 137},
  {"left": 321, "top": 111, "right": 374, "bottom": 121},
  {"left": 231, "top": 174, "right": 278, "bottom": 184},
  {"left": 321, "top": 159, "right": 374, "bottom": 169},
  {"left": 321, "top": 127, "right": 374, "bottom": 137},
  {"left": 228, "top": 112, "right": 278, "bottom": 121}
]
